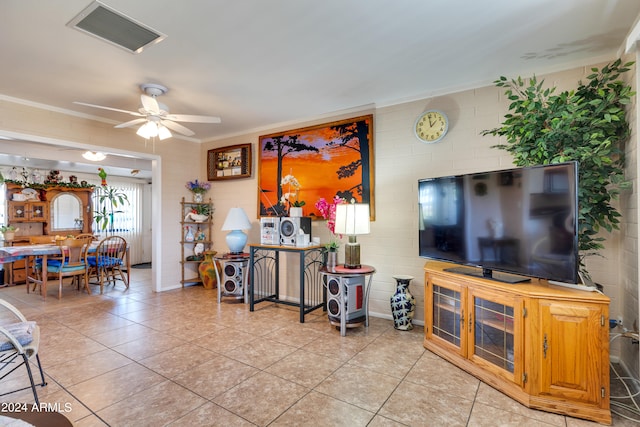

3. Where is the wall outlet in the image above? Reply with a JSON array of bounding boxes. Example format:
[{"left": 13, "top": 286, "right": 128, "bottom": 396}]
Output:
[{"left": 617, "top": 315, "right": 624, "bottom": 327}]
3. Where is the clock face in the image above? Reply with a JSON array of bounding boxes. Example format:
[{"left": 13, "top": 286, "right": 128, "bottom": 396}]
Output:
[{"left": 414, "top": 110, "right": 449, "bottom": 143}]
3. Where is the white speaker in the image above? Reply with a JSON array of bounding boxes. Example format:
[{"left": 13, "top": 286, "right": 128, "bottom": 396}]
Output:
[
  {"left": 260, "top": 217, "right": 280, "bottom": 245},
  {"left": 326, "top": 275, "right": 365, "bottom": 321},
  {"left": 223, "top": 261, "right": 245, "bottom": 295},
  {"left": 279, "top": 217, "right": 312, "bottom": 246}
]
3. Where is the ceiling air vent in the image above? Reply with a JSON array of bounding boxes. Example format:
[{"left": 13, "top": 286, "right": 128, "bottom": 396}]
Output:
[{"left": 67, "top": 1, "right": 166, "bottom": 54}]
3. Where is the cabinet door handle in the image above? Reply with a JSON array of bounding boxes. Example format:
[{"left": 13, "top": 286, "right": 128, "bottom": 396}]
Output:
[{"left": 543, "top": 333, "right": 548, "bottom": 358}]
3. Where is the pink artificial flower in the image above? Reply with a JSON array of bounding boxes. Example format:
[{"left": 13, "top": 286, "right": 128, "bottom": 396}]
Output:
[{"left": 315, "top": 196, "right": 346, "bottom": 235}]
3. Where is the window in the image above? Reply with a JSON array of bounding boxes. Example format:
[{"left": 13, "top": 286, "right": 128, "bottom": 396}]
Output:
[{"left": 91, "top": 181, "right": 145, "bottom": 264}]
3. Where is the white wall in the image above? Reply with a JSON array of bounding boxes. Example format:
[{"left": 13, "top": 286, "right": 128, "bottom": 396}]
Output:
[{"left": 202, "top": 61, "right": 629, "bottom": 333}]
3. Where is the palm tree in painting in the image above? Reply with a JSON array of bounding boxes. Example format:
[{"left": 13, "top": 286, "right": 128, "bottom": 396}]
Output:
[
  {"left": 261, "top": 134, "right": 319, "bottom": 215},
  {"left": 329, "top": 119, "right": 372, "bottom": 204},
  {"left": 259, "top": 115, "right": 373, "bottom": 218}
]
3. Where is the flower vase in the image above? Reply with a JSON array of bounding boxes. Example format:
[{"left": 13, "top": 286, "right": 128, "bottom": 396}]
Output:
[
  {"left": 326, "top": 249, "right": 338, "bottom": 270},
  {"left": 198, "top": 251, "right": 218, "bottom": 290},
  {"left": 185, "top": 226, "right": 195, "bottom": 242},
  {"left": 193, "top": 193, "right": 204, "bottom": 203},
  {"left": 390, "top": 275, "right": 416, "bottom": 330},
  {"left": 289, "top": 207, "right": 303, "bottom": 217}
]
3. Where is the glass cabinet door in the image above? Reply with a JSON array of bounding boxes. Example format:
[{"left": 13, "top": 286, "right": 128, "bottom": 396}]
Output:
[
  {"left": 469, "top": 287, "right": 522, "bottom": 384},
  {"left": 30, "top": 202, "right": 47, "bottom": 221},
  {"left": 473, "top": 296, "right": 514, "bottom": 372},
  {"left": 9, "top": 203, "right": 27, "bottom": 220},
  {"left": 431, "top": 281, "right": 464, "bottom": 350}
]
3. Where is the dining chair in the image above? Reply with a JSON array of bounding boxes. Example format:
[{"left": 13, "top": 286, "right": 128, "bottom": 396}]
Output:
[
  {"left": 32, "top": 238, "right": 92, "bottom": 299},
  {"left": 0, "top": 298, "right": 46, "bottom": 405},
  {"left": 24, "top": 235, "right": 57, "bottom": 289},
  {"left": 88, "top": 236, "right": 129, "bottom": 294}
]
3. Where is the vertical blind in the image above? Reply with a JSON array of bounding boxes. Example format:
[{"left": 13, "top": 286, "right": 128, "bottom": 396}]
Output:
[{"left": 91, "top": 181, "right": 144, "bottom": 265}]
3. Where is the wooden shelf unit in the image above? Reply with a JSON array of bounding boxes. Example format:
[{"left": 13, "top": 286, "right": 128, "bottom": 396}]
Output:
[
  {"left": 424, "top": 261, "right": 611, "bottom": 425},
  {"left": 180, "top": 197, "right": 213, "bottom": 286}
]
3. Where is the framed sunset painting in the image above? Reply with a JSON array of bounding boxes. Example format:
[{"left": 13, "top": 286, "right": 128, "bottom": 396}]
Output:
[{"left": 258, "top": 114, "right": 374, "bottom": 220}]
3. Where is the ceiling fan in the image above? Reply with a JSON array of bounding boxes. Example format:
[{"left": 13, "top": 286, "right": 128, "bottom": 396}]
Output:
[{"left": 74, "top": 83, "right": 221, "bottom": 140}]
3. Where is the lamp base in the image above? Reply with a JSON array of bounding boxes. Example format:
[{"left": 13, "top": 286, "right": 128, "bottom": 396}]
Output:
[
  {"left": 343, "top": 237, "right": 361, "bottom": 269},
  {"left": 226, "top": 230, "right": 248, "bottom": 254}
]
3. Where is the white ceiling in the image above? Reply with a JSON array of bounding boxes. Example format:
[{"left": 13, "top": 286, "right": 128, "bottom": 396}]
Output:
[
  {"left": 0, "top": 139, "right": 153, "bottom": 180},
  {"left": 1, "top": 0, "right": 640, "bottom": 175}
]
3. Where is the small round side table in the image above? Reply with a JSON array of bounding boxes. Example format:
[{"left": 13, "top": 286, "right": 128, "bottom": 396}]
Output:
[{"left": 319, "top": 264, "right": 376, "bottom": 336}]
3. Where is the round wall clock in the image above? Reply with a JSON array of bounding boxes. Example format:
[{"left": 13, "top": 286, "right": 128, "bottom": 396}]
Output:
[{"left": 414, "top": 110, "right": 449, "bottom": 143}]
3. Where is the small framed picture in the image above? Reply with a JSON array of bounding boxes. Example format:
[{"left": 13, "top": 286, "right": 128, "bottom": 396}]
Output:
[{"left": 207, "top": 143, "right": 252, "bottom": 181}]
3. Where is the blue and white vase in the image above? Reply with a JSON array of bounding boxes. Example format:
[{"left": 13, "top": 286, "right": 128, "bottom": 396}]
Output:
[
  {"left": 390, "top": 275, "right": 416, "bottom": 330},
  {"left": 185, "top": 226, "right": 195, "bottom": 242}
]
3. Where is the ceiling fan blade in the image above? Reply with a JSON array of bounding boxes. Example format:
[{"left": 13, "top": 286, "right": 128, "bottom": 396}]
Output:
[
  {"left": 140, "top": 94, "right": 161, "bottom": 114},
  {"left": 161, "top": 120, "right": 195, "bottom": 136},
  {"left": 164, "top": 114, "right": 221, "bottom": 123},
  {"left": 73, "top": 101, "right": 144, "bottom": 117},
  {"left": 115, "top": 118, "right": 148, "bottom": 129}
]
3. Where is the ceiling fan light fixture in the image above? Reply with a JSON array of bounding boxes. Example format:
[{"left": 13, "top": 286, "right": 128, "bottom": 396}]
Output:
[
  {"left": 158, "top": 125, "right": 172, "bottom": 140},
  {"left": 136, "top": 121, "right": 158, "bottom": 139},
  {"left": 76, "top": 81, "right": 221, "bottom": 139},
  {"left": 82, "top": 151, "right": 106, "bottom": 161}
]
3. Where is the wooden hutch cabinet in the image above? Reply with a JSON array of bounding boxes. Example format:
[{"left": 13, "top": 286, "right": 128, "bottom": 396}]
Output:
[
  {"left": 5, "top": 183, "right": 94, "bottom": 235},
  {"left": 424, "top": 261, "right": 611, "bottom": 425},
  {"left": 4, "top": 182, "right": 95, "bottom": 285}
]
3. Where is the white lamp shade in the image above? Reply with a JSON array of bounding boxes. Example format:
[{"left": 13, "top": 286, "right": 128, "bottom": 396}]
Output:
[
  {"left": 221, "top": 207, "right": 252, "bottom": 231},
  {"left": 334, "top": 203, "right": 370, "bottom": 235}
]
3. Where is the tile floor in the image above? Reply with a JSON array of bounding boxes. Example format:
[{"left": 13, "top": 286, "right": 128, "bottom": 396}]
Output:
[{"left": 0, "top": 268, "right": 638, "bottom": 426}]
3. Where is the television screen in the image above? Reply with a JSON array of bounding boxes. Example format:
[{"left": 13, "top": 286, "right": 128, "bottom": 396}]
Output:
[{"left": 418, "top": 162, "right": 579, "bottom": 284}]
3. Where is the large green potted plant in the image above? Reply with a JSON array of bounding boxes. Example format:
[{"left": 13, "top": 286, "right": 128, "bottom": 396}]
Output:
[
  {"left": 93, "top": 186, "right": 129, "bottom": 235},
  {"left": 482, "top": 59, "right": 634, "bottom": 271}
]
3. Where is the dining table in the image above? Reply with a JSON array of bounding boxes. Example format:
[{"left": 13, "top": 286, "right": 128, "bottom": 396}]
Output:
[{"left": 0, "top": 242, "right": 130, "bottom": 299}]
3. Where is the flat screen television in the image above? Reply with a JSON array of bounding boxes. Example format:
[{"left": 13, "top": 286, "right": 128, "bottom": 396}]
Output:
[{"left": 418, "top": 162, "right": 579, "bottom": 284}]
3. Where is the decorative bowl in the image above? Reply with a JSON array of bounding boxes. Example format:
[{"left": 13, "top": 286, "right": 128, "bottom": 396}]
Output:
[{"left": 189, "top": 213, "right": 208, "bottom": 222}]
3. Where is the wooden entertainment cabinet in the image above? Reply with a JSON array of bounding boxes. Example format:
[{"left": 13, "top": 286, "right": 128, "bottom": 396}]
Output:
[{"left": 423, "top": 261, "right": 611, "bottom": 424}]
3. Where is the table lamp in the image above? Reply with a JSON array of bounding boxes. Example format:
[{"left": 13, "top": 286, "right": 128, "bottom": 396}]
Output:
[
  {"left": 221, "top": 207, "right": 252, "bottom": 254},
  {"left": 334, "top": 202, "right": 370, "bottom": 268}
]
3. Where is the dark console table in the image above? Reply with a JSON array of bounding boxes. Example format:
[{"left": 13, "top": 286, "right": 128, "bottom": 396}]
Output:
[{"left": 248, "top": 244, "right": 325, "bottom": 322}]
